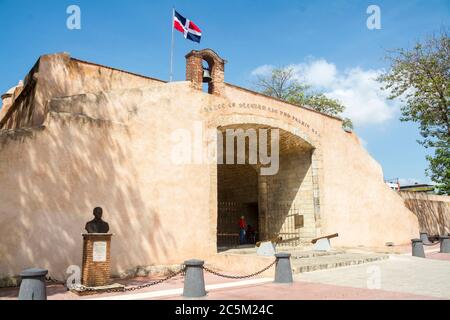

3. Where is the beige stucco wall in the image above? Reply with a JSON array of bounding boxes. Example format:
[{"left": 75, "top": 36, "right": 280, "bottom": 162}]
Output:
[
  {"left": 400, "top": 192, "right": 450, "bottom": 236},
  {"left": 0, "top": 82, "right": 218, "bottom": 279},
  {"left": 0, "top": 54, "right": 419, "bottom": 280}
]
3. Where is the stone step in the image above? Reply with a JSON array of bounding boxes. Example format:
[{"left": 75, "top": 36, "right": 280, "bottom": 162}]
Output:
[
  {"left": 291, "top": 253, "right": 388, "bottom": 274},
  {"left": 289, "top": 250, "right": 346, "bottom": 259}
]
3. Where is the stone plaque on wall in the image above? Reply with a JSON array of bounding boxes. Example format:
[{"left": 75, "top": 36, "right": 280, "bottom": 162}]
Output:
[
  {"left": 294, "top": 214, "right": 304, "bottom": 229},
  {"left": 92, "top": 241, "right": 107, "bottom": 262}
]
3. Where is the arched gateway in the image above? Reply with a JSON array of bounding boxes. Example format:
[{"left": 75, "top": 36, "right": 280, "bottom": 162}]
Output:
[
  {"left": 0, "top": 48, "right": 418, "bottom": 280},
  {"left": 207, "top": 116, "right": 320, "bottom": 249}
]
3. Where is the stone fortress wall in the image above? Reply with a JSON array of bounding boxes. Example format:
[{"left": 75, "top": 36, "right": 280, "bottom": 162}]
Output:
[
  {"left": 400, "top": 192, "right": 450, "bottom": 236},
  {"left": 0, "top": 50, "right": 419, "bottom": 281}
]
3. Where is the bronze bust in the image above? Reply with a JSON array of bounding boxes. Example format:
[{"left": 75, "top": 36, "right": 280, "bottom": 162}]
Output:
[{"left": 85, "top": 207, "right": 109, "bottom": 233}]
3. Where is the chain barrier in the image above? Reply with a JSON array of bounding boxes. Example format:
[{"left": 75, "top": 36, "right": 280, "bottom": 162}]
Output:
[
  {"left": 2, "top": 275, "right": 63, "bottom": 289},
  {"left": 46, "top": 276, "right": 65, "bottom": 285},
  {"left": 68, "top": 265, "right": 186, "bottom": 294},
  {"left": 2, "top": 281, "right": 20, "bottom": 289},
  {"left": 123, "top": 266, "right": 186, "bottom": 292},
  {"left": 42, "top": 259, "right": 278, "bottom": 294},
  {"left": 423, "top": 241, "right": 440, "bottom": 247},
  {"left": 202, "top": 259, "right": 277, "bottom": 280}
]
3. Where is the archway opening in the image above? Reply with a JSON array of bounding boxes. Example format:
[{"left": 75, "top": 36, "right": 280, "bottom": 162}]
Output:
[
  {"left": 216, "top": 124, "right": 316, "bottom": 251},
  {"left": 217, "top": 164, "right": 259, "bottom": 248}
]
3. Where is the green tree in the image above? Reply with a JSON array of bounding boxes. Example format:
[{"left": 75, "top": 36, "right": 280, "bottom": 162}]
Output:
[
  {"left": 378, "top": 30, "right": 450, "bottom": 194},
  {"left": 255, "top": 67, "right": 353, "bottom": 131}
]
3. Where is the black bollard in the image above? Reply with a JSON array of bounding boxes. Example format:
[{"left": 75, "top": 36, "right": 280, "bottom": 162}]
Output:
[
  {"left": 439, "top": 235, "right": 450, "bottom": 253},
  {"left": 274, "top": 253, "right": 293, "bottom": 284},
  {"left": 183, "top": 259, "right": 206, "bottom": 298},
  {"left": 18, "top": 268, "right": 48, "bottom": 300},
  {"left": 411, "top": 239, "right": 425, "bottom": 258}
]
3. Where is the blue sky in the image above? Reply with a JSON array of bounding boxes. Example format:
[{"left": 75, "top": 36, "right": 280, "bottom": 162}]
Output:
[{"left": 0, "top": 0, "right": 448, "bottom": 185}]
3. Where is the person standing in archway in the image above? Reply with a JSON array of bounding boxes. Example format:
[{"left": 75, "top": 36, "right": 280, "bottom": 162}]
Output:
[{"left": 239, "top": 215, "right": 246, "bottom": 245}]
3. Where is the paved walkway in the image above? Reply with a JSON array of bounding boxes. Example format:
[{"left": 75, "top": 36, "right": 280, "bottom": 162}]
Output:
[
  {"left": 1, "top": 252, "right": 448, "bottom": 300},
  {"left": 297, "top": 253, "right": 450, "bottom": 299},
  {"left": 162, "top": 281, "right": 438, "bottom": 300}
]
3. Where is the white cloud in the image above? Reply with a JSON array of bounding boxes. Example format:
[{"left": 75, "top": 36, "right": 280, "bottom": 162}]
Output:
[
  {"left": 290, "top": 59, "right": 337, "bottom": 88},
  {"left": 251, "top": 59, "right": 398, "bottom": 127},
  {"left": 325, "top": 67, "right": 396, "bottom": 126},
  {"left": 251, "top": 64, "right": 274, "bottom": 77}
]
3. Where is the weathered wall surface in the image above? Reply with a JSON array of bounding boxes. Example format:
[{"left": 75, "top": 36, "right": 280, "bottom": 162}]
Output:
[
  {"left": 0, "top": 53, "right": 164, "bottom": 130},
  {"left": 264, "top": 150, "right": 315, "bottom": 245},
  {"left": 0, "top": 62, "right": 39, "bottom": 130},
  {"left": 0, "top": 81, "right": 24, "bottom": 122},
  {"left": 319, "top": 121, "right": 419, "bottom": 247},
  {"left": 218, "top": 165, "right": 258, "bottom": 204},
  {"left": 400, "top": 192, "right": 450, "bottom": 236}
]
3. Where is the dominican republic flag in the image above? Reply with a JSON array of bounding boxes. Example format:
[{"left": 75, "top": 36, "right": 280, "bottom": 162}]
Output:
[{"left": 173, "top": 10, "right": 202, "bottom": 43}]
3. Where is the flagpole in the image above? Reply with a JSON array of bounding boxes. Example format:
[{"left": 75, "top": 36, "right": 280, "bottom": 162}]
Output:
[{"left": 169, "top": 7, "right": 175, "bottom": 82}]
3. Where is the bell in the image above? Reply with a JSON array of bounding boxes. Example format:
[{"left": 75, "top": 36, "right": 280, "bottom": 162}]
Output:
[{"left": 202, "top": 68, "right": 212, "bottom": 83}]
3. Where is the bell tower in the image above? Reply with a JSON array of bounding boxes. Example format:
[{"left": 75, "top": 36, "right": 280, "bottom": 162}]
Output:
[{"left": 185, "top": 49, "right": 226, "bottom": 96}]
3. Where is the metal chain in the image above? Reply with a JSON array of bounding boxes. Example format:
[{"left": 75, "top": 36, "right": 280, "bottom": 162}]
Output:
[
  {"left": 46, "top": 276, "right": 65, "bottom": 285},
  {"left": 423, "top": 241, "right": 440, "bottom": 247},
  {"left": 65, "top": 259, "right": 278, "bottom": 294},
  {"left": 1, "top": 276, "right": 64, "bottom": 289},
  {"left": 202, "top": 259, "right": 277, "bottom": 279},
  {"left": 123, "top": 266, "right": 186, "bottom": 292},
  {"left": 70, "top": 266, "right": 186, "bottom": 294}
]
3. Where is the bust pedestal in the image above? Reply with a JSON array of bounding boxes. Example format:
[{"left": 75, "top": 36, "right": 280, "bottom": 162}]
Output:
[{"left": 81, "top": 233, "right": 113, "bottom": 287}]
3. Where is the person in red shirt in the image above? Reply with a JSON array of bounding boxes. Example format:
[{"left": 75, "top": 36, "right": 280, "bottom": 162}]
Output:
[{"left": 239, "top": 215, "right": 246, "bottom": 244}]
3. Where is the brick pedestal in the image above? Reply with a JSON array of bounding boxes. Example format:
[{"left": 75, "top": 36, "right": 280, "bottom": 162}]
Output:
[{"left": 81, "top": 233, "right": 112, "bottom": 287}]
